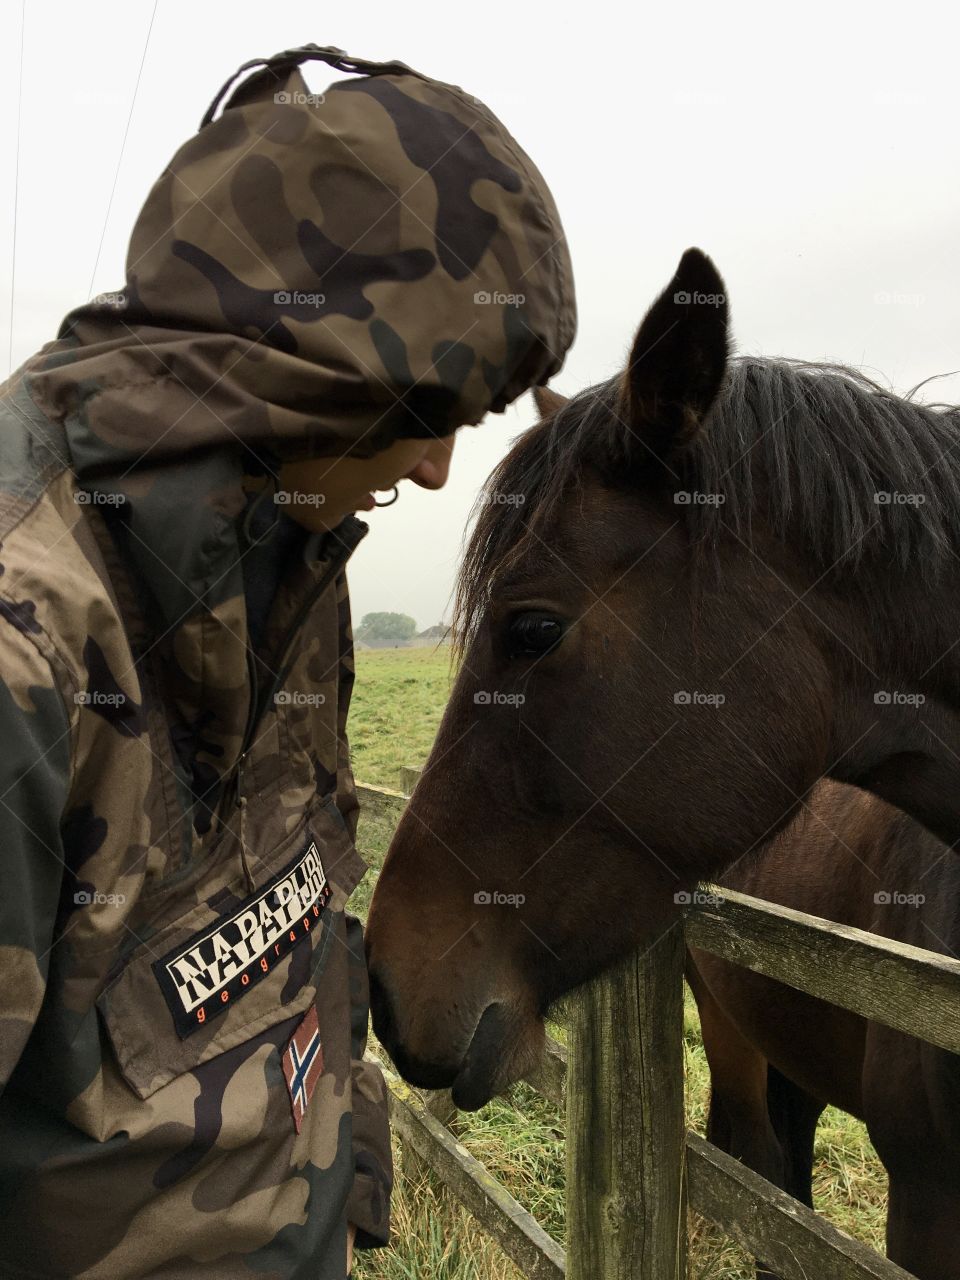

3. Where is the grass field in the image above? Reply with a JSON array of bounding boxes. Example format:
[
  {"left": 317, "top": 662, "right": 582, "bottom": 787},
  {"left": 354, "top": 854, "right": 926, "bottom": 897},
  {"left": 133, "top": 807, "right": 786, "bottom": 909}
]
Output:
[{"left": 349, "top": 648, "right": 888, "bottom": 1279}]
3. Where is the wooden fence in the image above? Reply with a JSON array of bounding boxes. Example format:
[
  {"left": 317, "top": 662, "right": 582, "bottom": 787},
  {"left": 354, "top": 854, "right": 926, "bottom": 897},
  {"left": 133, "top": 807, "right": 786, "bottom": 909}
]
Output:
[{"left": 357, "top": 778, "right": 960, "bottom": 1279}]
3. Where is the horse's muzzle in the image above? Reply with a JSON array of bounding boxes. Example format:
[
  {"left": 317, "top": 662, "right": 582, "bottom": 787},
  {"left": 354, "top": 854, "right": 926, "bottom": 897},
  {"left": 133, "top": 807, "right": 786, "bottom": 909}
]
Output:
[{"left": 369, "top": 965, "right": 507, "bottom": 1109}]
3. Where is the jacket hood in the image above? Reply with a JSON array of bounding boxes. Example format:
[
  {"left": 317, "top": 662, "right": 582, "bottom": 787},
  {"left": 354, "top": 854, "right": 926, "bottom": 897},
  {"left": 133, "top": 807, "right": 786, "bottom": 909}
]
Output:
[
  {"left": 28, "top": 43, "right": 576, "bottom": 480},
  {"left": 19, "top": 45, "right": 576, "bottom": 746}
]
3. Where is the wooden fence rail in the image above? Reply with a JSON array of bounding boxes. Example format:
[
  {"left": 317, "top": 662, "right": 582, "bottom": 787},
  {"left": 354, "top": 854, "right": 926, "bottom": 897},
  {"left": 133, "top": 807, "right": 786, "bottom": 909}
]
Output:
[
  {"left": 686, "top": 887, "right": 960, "bottom": 1055},
  {"left": 356, "top": 777, "right": 955, "bottom": 1280}
]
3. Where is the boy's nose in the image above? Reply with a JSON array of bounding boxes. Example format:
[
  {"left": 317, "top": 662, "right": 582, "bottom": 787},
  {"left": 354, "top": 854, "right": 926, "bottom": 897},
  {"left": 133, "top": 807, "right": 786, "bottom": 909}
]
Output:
[{"left": 408, "top": 437, "right": 455, "bottom": 490}]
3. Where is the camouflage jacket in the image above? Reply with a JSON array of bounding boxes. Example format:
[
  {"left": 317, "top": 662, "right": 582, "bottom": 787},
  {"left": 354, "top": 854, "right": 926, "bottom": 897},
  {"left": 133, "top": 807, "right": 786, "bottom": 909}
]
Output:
[{"left": 0, "top": 44, "right": 573, "bottom": 1280}]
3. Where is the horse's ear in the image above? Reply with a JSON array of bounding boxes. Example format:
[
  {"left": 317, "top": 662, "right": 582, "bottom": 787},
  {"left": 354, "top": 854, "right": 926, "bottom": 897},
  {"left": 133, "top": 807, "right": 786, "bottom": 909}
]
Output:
[
  {"left": 619, "top": 248, "right": 729, "bottom": 465},
  {"left": 533, "top": 385, "right": 569, "bottom": 420}
]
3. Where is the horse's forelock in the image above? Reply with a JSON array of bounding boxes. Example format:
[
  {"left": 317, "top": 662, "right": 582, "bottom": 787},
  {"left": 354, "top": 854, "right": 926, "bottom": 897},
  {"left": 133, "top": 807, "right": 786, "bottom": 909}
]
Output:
[{"left": 453, "top": 382, "right": 618, "bottom": 649}]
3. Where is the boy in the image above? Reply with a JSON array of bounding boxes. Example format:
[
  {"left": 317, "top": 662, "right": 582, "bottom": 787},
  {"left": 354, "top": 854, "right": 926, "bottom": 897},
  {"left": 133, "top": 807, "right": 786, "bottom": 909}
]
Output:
[{"left": 0, "top": 42, "right": 574, "bottom": 1279}]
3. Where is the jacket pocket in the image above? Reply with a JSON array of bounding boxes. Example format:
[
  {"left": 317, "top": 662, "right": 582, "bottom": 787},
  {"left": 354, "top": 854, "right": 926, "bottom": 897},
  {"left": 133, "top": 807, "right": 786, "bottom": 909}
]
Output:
[{"left": 97, "top": 795, "right": 368, "bottom": 1100}]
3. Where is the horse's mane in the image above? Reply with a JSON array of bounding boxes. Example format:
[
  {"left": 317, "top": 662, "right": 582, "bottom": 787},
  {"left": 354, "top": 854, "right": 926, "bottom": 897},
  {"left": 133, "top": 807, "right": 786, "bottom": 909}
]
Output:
[{"left": 454, "top": 357, "right": 960, "bottom": 643}]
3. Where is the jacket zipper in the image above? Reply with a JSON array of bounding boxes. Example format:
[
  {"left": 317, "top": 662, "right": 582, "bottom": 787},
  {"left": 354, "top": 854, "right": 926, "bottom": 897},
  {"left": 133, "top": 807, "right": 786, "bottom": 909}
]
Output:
[{"left": 214, "top": 521, "right": 365, "bottom": 832}]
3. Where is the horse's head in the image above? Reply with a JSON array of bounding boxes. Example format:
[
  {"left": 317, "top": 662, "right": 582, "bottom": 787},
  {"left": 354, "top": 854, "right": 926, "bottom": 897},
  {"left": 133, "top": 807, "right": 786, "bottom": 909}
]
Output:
[{"left": 366, "top": 248, "right": 954, "bottom": 1108}]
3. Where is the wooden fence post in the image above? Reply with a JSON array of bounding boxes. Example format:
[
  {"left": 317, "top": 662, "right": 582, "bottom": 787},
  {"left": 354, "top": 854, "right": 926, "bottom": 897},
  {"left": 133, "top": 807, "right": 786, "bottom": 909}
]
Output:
[
  {"left": 399, "top": 764, "right": 423, "bottom": 795},
  {"left": 566, "top": 923, "right": 687, "bottom": 1279}
]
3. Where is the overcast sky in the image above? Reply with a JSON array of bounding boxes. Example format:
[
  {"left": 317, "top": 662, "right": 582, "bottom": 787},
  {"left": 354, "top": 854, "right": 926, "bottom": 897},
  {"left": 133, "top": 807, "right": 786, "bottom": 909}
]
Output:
[{"left": 3, "top": 1, "right": 959, "bottom": 628}]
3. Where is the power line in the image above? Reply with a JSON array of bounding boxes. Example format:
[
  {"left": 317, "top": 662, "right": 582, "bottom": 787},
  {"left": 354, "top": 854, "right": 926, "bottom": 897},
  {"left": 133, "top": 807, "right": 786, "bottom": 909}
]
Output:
[
  {"left": 86, "top": 0, "right": 159, "bottom": 302},
  {"left": 7, "top": 0, "right": 25, "bottom": 377}
]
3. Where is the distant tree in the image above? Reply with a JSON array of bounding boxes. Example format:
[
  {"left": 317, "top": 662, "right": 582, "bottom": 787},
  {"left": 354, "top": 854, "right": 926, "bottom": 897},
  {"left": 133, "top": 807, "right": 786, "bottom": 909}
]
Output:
[{"left": 356, "top": 612, "right": 417, "bottom": 643}]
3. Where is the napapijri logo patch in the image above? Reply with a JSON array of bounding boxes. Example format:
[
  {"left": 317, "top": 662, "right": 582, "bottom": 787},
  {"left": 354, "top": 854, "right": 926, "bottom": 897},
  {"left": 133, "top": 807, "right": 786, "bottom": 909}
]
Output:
[
  {"left": 283, "top": 1004, "right": 324, "bottom": 1133},
  {"left": 153, "top": 842, "right": 332, "bottom": 1039}
]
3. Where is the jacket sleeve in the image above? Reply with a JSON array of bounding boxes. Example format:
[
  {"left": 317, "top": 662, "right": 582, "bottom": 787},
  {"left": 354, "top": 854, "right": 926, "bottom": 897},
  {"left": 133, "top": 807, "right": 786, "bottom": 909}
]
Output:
[
  {"left": 0, "top": 621, "right": 73, "bottom": 1092},
  {"left": 344, "top": 910, "right": 394, "bottom": 1248}
]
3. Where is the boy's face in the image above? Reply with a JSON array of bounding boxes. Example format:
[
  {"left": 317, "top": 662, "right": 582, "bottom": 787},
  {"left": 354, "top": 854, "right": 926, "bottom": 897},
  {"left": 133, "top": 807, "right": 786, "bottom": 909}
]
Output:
[{"left": 278, "top": 434, "right": 457, "bottom": 531}]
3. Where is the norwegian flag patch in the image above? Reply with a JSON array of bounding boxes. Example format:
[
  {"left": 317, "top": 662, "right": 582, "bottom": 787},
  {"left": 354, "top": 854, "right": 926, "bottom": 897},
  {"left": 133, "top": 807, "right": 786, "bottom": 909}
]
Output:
[{"left": 283, "top": 1004, "right": 324, "bottom": 1132}]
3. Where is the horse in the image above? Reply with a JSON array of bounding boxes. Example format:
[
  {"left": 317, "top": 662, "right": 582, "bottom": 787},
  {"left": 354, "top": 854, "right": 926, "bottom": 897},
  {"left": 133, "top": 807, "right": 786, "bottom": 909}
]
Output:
[
  {"left": 364, "top": 247, "right": 960, "bottom": 1246},
  {"left": 689, "top": 776, "right": 960, "bottom": 1279}
]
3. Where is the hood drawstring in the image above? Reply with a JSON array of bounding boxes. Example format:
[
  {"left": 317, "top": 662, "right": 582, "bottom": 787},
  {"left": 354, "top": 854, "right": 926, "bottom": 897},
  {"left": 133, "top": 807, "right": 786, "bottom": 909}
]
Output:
[
  {"left": 241, "top": 479, "right": 281, "bottom": 548},
  {"left": 199, "top": 43, "right": 427, "bottom": 131},
  {"left": 238, "top": 793, "right": 256, "bottom": 892}
]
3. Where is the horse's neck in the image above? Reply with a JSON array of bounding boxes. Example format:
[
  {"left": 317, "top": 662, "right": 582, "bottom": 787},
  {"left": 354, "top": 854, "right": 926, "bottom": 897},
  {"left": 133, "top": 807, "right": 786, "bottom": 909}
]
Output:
[{"left": 828, "top": 571, "right": 960, "bottom": 848}]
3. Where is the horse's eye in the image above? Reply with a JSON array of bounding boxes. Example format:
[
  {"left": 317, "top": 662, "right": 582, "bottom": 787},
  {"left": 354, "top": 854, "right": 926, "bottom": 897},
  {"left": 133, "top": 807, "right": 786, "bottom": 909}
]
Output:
[{"left": 507, "top": 612, "right": 565, "bottom": 658}]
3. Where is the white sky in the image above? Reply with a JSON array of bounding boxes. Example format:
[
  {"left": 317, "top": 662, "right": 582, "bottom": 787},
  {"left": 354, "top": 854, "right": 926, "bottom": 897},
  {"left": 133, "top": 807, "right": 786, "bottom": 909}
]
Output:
[{"left": 3, "top": 0, "right": 959, "bottom": 628}]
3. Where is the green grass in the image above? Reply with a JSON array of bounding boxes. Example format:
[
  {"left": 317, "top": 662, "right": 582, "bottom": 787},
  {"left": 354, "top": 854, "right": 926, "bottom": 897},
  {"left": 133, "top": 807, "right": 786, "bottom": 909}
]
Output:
[
  {"left": 350, "top": 646, "right": 457, "bottom": 788},
  {"left": 349, "top": 648, "right": 889, "bottom": 1279}
]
